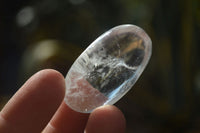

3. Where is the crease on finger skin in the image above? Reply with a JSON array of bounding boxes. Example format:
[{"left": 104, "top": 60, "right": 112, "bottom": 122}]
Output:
[
  {"left": 0, "top": 112, "right": 7, "bottom": 124},
  {"left": 42, "top": 123, "right": 57, "bottom": 133},
  {"left": 0, "top": 112, "right": 13, "bottom": 132}
]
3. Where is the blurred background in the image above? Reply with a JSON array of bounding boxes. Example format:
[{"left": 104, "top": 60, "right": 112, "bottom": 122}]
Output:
[{"left": 0, "top": 0, "right": 200, "bottom": 132}]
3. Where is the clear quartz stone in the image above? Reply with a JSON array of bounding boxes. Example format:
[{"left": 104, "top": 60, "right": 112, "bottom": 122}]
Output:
[{"left": 65, "top": 24, "right": 152, "bottom": 113}]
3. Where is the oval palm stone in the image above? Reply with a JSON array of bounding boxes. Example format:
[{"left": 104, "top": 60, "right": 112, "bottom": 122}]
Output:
[{"left": 65, "top": 24, "right": 152, "bottom": 113}]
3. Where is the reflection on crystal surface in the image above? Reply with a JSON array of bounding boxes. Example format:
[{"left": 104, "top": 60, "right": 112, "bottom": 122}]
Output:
[{"left": 65, "top": 24, "right": 152, "bottom": 113}]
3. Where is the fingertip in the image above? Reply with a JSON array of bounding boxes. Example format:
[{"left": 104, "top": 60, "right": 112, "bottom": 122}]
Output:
[
  {"left": 85, "top": 105, "right": 126, "bottom": 133},
  {"left": 19, "top": 69, "right": 66, "bottom": 112},
  {"left": 20, "top": 69, "right": 66, "bottom": 102},
  {"left": 33, "top": 69, "right": 66, "bottom": 99}
]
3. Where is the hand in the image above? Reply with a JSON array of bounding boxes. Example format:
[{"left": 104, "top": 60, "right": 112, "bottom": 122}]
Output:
[{"left": 0, "top": 69, "right": 126, "bottom": 133}]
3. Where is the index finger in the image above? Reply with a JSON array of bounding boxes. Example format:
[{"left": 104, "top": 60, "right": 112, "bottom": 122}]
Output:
[{"left": 0, "top": 69, "right": 65, "bottom": 133}]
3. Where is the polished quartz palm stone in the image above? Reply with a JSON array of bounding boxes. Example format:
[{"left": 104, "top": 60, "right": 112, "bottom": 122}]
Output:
[{"left": 65, "top": 24, "right": 152, "bottom": 113}]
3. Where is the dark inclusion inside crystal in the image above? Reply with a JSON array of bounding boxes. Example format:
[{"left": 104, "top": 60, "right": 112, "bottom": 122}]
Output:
[
  {"left": 125, "top": 48, "right": 144, "bottom": 66},
  {"left": 85, "top": 31, "right": 145, "bottom": 96},
  {"left": 104, "top": 32, "right": 145, "bottom": 66},
  {"left": 88, "top": 65, "right": 135, "bottom": 94}
]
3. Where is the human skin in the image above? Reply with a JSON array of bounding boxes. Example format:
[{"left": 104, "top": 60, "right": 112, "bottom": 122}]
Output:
[{"left": 0, "top": 69, "right": 126, "bottom": 133}]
